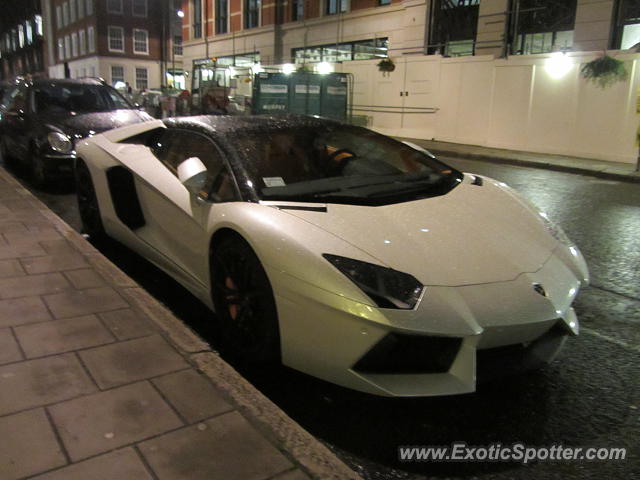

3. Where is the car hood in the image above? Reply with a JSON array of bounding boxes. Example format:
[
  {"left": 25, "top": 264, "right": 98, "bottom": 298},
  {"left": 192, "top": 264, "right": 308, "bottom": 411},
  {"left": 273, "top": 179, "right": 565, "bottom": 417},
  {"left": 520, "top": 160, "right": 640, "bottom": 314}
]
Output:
[
  {"left": 45, "top": 110, "right": 151, "bottom": 139},
  {"left": 275, "top": 177, "right": 558, "bottom": 287}
]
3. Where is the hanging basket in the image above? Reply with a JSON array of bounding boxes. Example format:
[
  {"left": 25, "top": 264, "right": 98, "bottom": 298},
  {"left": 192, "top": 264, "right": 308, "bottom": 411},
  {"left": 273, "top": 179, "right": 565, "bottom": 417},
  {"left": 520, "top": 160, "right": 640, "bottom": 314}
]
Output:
[
  {"left": 580, "top": 54, "right": 628, "bottom": 89},
  {"left": 377, "top": 58, "right": 396, "bottom": 73}
]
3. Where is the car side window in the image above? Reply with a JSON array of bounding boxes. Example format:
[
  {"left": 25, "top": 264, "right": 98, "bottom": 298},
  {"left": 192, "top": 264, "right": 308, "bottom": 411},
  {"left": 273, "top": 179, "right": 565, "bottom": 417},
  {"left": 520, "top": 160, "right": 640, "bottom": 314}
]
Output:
[{"left": 151, "top": 129, "right": 237, "bottom": 202}]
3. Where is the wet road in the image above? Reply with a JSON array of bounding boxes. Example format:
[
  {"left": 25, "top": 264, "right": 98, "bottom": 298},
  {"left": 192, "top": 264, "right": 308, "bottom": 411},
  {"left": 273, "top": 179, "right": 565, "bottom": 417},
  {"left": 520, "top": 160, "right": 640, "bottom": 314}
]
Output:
[{"left": 5, "top": 157, "right": 639, "bottom": 480}]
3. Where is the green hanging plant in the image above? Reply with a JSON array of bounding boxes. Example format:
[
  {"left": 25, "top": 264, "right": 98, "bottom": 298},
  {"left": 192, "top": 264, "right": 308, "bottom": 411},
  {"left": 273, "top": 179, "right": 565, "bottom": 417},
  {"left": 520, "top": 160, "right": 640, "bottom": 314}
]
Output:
[
  {"left": 580, "top": 54, "right": 628, "bottom": 89},
  {"left": 377, "top": 58, "right": 396, "bottom": 73}
]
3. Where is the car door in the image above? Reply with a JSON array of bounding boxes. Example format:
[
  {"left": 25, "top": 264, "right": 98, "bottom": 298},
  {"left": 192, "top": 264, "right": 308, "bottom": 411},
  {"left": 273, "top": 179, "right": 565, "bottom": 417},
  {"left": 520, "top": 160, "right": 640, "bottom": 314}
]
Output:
[
  {"left": 2, "top": 85, "right": 30, "bottom": 161},
  {"left": 125, "top": 128, "right": 239, "bottom": 289}
]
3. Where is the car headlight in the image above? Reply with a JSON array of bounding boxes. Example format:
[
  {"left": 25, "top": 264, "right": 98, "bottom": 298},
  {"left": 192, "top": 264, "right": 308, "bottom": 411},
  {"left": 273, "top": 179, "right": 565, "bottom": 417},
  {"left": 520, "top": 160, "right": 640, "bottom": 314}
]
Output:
[
  {"left": 47, "top": 132, "right": 73, "bottom": 154},
  {"left": 539, "top": 212, "right": 572, "bottom": 246},
  {"left": 323, "top": 254, "right": 424, "bottom": 309}
]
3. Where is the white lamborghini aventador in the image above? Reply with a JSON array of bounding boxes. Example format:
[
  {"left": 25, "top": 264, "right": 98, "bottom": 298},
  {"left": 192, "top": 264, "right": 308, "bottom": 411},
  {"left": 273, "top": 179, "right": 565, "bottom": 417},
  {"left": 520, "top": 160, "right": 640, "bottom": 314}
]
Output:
[{"left": 75, "top": 115, "right": 589, "bottom": 397}]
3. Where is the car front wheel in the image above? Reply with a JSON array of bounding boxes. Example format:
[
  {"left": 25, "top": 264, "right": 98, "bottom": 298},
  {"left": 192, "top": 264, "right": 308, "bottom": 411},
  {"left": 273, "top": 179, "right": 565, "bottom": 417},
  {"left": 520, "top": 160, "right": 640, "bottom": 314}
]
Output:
[{"left": 211, "top": 235, "right": 281, "bottom": 366}]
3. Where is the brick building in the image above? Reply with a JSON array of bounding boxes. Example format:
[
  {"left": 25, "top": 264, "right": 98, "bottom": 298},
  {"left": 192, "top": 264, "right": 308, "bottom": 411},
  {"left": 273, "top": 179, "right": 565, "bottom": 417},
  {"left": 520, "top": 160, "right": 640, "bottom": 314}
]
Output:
[
  {"left": 44, "top": 0, "right": 183, "bottom": 90},
  {"left": 0, "top": 0, "right": 46, "bottom": 81}
]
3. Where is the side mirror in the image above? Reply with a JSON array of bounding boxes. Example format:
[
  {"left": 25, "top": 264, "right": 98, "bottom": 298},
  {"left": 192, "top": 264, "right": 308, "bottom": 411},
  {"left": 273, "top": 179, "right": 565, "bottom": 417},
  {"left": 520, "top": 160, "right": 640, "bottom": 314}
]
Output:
[{"left": 177, "top": 157, "right": 208, "bottom": 195}]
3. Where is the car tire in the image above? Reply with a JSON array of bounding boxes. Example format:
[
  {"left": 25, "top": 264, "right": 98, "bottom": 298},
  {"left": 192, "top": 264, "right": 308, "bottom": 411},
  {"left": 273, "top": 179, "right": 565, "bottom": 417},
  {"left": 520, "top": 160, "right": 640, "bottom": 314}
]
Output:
[
  {"left": 75, "top": 160, "right": 106, "bottom": 241},
  {"left": 211, "top": 235, "right": 281, "bottom": 366}
]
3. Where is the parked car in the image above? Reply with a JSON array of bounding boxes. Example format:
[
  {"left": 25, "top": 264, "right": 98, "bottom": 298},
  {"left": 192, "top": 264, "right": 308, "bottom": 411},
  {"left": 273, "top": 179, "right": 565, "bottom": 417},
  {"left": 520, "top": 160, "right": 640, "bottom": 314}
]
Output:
[
  {"left": 75, "top": 115, "right": 589, "bottom": 397},
  {"left": 0, "top": 77, "right": 152, "bottom": 187}
]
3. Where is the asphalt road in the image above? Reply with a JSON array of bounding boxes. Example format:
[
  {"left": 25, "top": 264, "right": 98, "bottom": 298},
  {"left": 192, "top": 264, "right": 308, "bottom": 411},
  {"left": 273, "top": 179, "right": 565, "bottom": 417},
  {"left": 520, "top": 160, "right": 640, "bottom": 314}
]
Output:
[{"left": 4, "top": 156, "right": 639, "bottom": 480}]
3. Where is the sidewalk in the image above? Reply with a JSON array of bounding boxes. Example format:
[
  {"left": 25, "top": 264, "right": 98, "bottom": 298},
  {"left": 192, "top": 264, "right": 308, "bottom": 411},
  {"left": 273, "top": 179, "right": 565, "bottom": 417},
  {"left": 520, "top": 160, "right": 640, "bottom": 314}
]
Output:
[
  {"left": 401, "top": 138, "right": 640, "bottom": 184},
  {"left": 0, "top": 167, "right": 360, "bottom": 480}
]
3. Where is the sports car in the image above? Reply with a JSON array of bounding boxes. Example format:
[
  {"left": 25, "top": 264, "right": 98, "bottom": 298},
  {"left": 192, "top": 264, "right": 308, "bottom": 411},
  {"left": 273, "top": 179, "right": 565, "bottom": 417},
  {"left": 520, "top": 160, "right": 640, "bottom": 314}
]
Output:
[{"left": 75, "top": 115, "right": 589, "bottom": 397}]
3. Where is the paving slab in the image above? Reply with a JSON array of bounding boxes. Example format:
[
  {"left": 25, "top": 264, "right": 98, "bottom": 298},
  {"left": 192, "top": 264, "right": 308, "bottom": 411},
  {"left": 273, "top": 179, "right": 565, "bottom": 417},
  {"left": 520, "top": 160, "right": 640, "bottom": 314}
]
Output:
[
  {"left": 20, "top": 253, "right": 89, "bottom": 274},
  {"left": 98, "top": 308, "right": 153, "bottom": 340},
  {"left": 49, "top": 381, "right": 184, "bottom": 461},
  {"left": 30, "top": 448, "right": 154, "bottom": 480},
  {"left": 0, "top": 408, "right": 67, "bottom": 480},
  {"left": 0, "top": 352, "right": 97, "bottom": 416},
  {"left": 0, "top": 327, "right": 22, "bottom": 365},
  {"left": 0, "top": 242, "right": 47, "bottom": 261},
  {"left": 0, "top": 258, "right": 24, "bottom": 278},
  {"left": 138, "top": 411, "right": 292, "bottom": 480},
  {"left": 14, "top": 314, "right": 115, "bottom": 358},
  {"left": 152, "top": 369, "right": 234, "bottom": 423},
  {"left": 63, "top": 268, "right": 106, "bottom": 289},
  {"left": 43, "top": 286, "right": 128, "bottom": 318},
  {"left": 0, "top": 296, "right": 52, "bottom": 328},
  {"left": 0, "top": 272, "right": 70, "bottom": 299},
  {"left": 79, "top": 334, "right": 190, "bottom": 389}
]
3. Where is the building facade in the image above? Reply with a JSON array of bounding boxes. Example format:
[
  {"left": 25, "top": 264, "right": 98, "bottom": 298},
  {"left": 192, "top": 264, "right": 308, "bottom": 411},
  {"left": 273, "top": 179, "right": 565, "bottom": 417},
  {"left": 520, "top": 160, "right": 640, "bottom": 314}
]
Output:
[
  {"left": 43, "top": 0, "right": 183, "bottom": 91},
  {"left": 0, "top": 0, "right": 46, "bottom": 81}
]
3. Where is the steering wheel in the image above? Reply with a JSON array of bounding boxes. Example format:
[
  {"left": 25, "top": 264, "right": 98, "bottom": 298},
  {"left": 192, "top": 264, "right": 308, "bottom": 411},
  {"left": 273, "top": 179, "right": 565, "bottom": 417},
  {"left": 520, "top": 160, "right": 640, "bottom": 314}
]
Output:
[{"left": 327, "top": 148, "right": 357, "bottom": 173}]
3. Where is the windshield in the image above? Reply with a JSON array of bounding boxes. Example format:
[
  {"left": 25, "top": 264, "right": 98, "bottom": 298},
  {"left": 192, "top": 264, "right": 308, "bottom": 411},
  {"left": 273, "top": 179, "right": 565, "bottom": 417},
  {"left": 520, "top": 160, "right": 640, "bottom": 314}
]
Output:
[
  {"left": 33, "top": 83, "right": 133, "bottom": 114},
  {"left": 234, "top": 125, "right": 462, "bottom": 205}
]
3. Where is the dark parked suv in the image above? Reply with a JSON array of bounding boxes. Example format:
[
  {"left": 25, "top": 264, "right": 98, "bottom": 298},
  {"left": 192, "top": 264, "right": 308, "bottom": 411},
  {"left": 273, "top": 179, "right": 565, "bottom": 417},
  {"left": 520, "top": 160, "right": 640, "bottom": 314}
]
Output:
[{"left": 0, "top": 77, "right": 152, "bottom": 187}]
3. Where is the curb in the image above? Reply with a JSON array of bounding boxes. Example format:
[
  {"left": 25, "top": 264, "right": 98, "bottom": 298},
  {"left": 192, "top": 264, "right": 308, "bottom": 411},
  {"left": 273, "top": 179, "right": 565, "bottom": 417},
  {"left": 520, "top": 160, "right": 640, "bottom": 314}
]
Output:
[
  {"left": 0, "top": 167, "right": 361, "bottom": 480},
  {"left": 426, "top": 148, "right": 640, "bottom": 184}
]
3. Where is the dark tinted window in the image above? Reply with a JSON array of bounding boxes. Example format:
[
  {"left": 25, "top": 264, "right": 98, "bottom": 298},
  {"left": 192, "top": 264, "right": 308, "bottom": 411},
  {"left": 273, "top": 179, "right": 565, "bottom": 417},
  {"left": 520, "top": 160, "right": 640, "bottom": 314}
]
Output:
[
  {"left": 33, "top": 83, "right": 132, "bottom": 114},
  {"left": 150, "top": 129, "right": 237, "bottom": 202}
]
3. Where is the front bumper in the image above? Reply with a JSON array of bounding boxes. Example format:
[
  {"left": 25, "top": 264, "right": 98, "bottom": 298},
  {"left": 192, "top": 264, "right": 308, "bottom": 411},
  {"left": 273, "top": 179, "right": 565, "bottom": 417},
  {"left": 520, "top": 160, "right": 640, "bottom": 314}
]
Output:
[
  {"left": 270, "top": 250, "right": 583, "bottom": 397},
  {"left": 41, "top": 152, "right": 75, "bottom": 177}
]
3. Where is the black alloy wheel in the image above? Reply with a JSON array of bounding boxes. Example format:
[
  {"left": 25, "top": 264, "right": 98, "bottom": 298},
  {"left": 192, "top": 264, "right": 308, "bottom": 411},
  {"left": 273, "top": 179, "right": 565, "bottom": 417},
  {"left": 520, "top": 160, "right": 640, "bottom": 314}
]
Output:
[
  {"left": 211, "top": 235, "right": 281, "bottom": 366},
  {"left": 75, "top": 160, "right": 106, "bottom": 240}
]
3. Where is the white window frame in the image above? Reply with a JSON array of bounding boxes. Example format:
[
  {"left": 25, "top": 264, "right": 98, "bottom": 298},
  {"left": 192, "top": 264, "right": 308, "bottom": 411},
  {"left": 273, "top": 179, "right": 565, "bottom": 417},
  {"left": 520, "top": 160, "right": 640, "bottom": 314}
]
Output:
[
  {"left": 132, "top": 28, "right": 149, "bottom": 54},
  {"left": 108, "top": 25, "right": 124, "bottom": 52},
  {"left": 87, "top": 25, "right": 95, "bottom": 52},
  {"left": 64, "top": 35, "right": 71, "bottom": 59},
  {"left": 70, "top": 0, "right": 77, "bottom": 23},
  {"left": 63, "top": 2, "right": 70, "bottom": 26},
  {"left": 86, "top": 0, "right": 94, "bottom": 16},
  {"left": 111, "top": 65, "right": 125, "bottom": 86},
  {"left": 107, "top": 0, "right": 123, "bottom": 14},
  {"left": 58, "top": 38, "right": 65, "bottom": 61},
  {"left": 56, "top": 6, "right": 62, "bottom": 29},
  {"left": 132, "top": 0, "right": 148, "bottom": 17},
  {"left": 79, "top": 29, "right": 86, "bottom": 55},
  {"left": 135, "top": 67, "right": 148, "bottom": 89},
  {"left": 71, "top": 32, "right": 78, "bottom": 57}
]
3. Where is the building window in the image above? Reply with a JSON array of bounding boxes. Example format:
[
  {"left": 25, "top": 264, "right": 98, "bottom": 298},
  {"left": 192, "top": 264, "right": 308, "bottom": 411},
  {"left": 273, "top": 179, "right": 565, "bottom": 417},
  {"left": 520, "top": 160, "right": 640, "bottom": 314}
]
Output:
[
  {"left": 18, "top": 25, "right": 24, "bottom": 48},
  {"left": 63, "top": 2, "right": 70, "bottom": 26},
  {"left": 326, "top": 0, "right": 348, "bottom": 15},
  {"left": 293, "top": 38, "right": 388, "bottom": 64},
  {"left": 133, "top": 29, "right": 149, "bottom": 54},
  {"left": 174, "top": 35, "right": 183, "bottom": 55},
  {"left": 79, "top": 29, "right": 86, "bottom": 55},
  {"left": 428, "top": 0, "right": 480, "bottom": 56},
  {"left": 193, "top": 0, "right": 202, "bottom": 38},
  {"left": 88, "top": 25, "right": 95, "bottom": 52},
  {"left": 58, "top": 38, "right": 64, "bottom": 61},
  {"left": 108, "top": 26, "right": 124, "bottom": 52},
  {"left": 613, "top": 0, "right": 640, "bottom": 49},
  {"left": 78, "top": 0, "right": 85, "bottom": 18},
  {"left": 216, "top": 0, "right": 228, "bottom": 34},
  {"left": 86, "top": 0, "right": 94, "bottom": 16},
  {"left": 56, "top": 6, "right": 62, "bottom": 29},
  {"left": 107, "top": 0, "right": 123, "bottom": 14},
  {"left": 245, "top": 0, "right": 260, "bottom": 28},
  {"left": 35, "top": 15, "right": 43, "bottom": 36},
  {"left": 136, "top": 67, "right": 148, "bottom": 89},
  {"left": 132, "top": 0, "right": 147, "bottom": 17},
  {"left": 71, "top": 32, "right": 78, "bottom": 57},
  {"left": 111, "top": 65, "right": 125, "bottom": 86},
  {"left": 64, "top": 35, "right": 71, "bottom": 59},
  {"left": 70, "top": 0, "right": 77, "bottom": 23},
  {"left": 511, "top": 0, "right": 576, "bottom": 55},
  {"left": 292, "top": 0, "right": 303, "bottom": 20}
]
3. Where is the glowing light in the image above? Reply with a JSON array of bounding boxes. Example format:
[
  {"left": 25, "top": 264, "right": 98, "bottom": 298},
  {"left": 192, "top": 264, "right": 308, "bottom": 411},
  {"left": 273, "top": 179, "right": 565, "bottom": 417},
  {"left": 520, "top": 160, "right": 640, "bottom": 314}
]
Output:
[
  {"left": 252, "top": 62, "right": 264, "bottom": 74},
  {"left": 556, "top": 310, "right": 562, "bottom": 315},
  {"left": 246, "top": 180, "right": 253, "bottom": 187},
  {"left": 177, "top": 10, "right": 184, "bottom": 18},
  {"left": 545, "top": 52, "right": 572, "bottom": 79},
  {"left": 114, "top": 81, "right": 126, "bottom": 90},
  {"left": 569, "top": 287, "right": 576, "bottom": 296},
  {"left": 569, "top": 321, "right": 576, "bottom": 328},
  {"left": 228, "top": 67, "right": 237, "bottom": 78},
  {"left": 383, "top": 240, "right": 391, "bottom": 244},
  {"left": 539, "top": 212, "right": 549, "bottom": 219},
  {"left": 420, "top": 228, "right": 430, "bottom": 233},
  {"left": 282, "top": 63, "right": 295, "bottom": 75},
  {"left": 316, "top": 62, "right": 333, "bottom": 75},
  {"left": 569, "top": 246, "right": 578, "bottom": 256}
]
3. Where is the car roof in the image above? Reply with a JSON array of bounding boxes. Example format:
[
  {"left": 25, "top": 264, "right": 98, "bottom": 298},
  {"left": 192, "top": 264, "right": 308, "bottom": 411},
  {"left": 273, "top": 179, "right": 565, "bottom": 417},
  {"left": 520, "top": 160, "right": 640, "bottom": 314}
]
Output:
[
  {"left": 163, "top": 114, "right": 344, "bottom": 137},
  {"left": 25, "top": 78, "right": 106, "bottom": 88}
]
